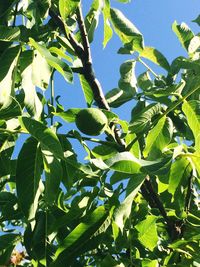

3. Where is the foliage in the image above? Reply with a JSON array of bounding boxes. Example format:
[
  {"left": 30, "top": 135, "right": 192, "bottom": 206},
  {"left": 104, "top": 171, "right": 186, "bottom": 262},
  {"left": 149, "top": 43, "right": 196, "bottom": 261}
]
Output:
[{"left": 0, "top": 0, "right": 200, "bottom": 266}]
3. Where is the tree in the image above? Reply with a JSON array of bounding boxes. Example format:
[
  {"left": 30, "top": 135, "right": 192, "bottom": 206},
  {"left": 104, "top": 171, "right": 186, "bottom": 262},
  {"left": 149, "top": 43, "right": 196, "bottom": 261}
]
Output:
[{"left": 0, "top": 0, "right": 200, "bottom": 266}]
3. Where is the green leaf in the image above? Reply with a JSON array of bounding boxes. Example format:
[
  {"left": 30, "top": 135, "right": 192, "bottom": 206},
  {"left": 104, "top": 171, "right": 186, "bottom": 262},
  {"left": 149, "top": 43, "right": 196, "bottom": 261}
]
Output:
[
  {"left": 168, "top": 157, "right": 190, "bottom": 196},
  {"left": 106, "top": 60, "right": 137, "bottom": 107},
  {"left": 59, "top": 0, "right": 80, "bottom": 21},
  {"left": 137, "top": 71, "right": 153, "bottom": 90},
  {"left": 55, "top": 108, "right": 81, "bottom": 122},
  {"left": 192, "top": 15, "right": 200, "bottom": 26},
  {"left": 42, "top": 149, "right": 63, "bottom": 204},
  {"left": 29, "top": 38, "right": 73, "bottom": 83},
  {"left": 32, "top": 50, "right": 52, "bottom": 90},
  {"left": 0, "top": 96, "right": 22, "bottom": 120},
  {"left": 140, "top": 47, "right": 170, "bottom": 71},
  {"left": 91, "top": 144, "right": 118, "bottom": 160},
  {"left": 105, "top": 152, "right": 141, "bottom": 174},
  {"left": 0, "top": 234, "right": 19, "bottom": 251},
  {"left": 135, "top": 215, "right": 158, "bottom": 251},
  {"left": 20, "top": 51, "right": 43, "bottom": 119},
  {"left": 188, "top": 36, "right": 200, "bottom": 54},
  {"left": 79, "top": 75, "right": 94, "bottom": 107},
  {"left": 0, "top": 136, "right": 16, "bottom": 178},
  {"left": 0, "top": 25, "right": 20, "bottom": 42},
  {"left": 84, "top": 0, "right": 101, "bottom": 43},
  {"left": 110, "top": 8, "right": 144, "bottom": 51},
  {"left": 129, "top": 103, "right": 161, "bottom": 134},
  {"left": 172, "top": 21, "right": 194, "bottom": 51},
  {"left": 142, "top": 259, "right": 159, "bottom": 267},
  {"left": 102, "top": 0, "right": 113, "bottom": 47},
  {"left": 170, "top": 56, "right": 200, "bottom": 75},
  {"left": 0, "top": 45, "right": 21, "bottom": 108},
  {"left": 0, "top": 0, "right": 18, "bottom": 18},
  {"left": 182, "top": 100, "right": 200, "bottom": 153},
  {"left": 19, "top": 117, "right": 64, "bottom": 159},
  {"left": 51, "top": 206, "right": 110, "bottom": 266},
  {"left": 143, "top": 116, "right": 173, "bottom": 158},
  {"left": 114, "top": 174, "right": 145, "bottom": 232},
  {"left": 16, "top": 137, "right": 43, "bottom": 220}
]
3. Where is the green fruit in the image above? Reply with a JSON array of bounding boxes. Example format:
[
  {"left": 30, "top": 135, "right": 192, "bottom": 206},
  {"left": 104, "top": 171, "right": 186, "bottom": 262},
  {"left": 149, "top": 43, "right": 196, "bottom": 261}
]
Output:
[{"left": 75, "top": 108, "right": 108, "bottom": 136}]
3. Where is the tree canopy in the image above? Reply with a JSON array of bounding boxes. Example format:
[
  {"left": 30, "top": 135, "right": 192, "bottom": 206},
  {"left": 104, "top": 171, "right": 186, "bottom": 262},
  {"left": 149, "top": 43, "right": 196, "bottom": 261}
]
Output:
[{"left": 0, "top": 0, "right": 200, "bottom": 266}]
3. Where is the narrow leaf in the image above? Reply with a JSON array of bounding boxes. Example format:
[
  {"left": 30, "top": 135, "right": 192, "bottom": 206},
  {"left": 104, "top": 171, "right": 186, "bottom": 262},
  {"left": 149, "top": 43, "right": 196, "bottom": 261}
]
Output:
[
  {"left": 20, "top": 51, "right": 43, "bottom": 119},
  {"left": 42, "top": 149, "right": 63, "bottom": 204},
  {"left": 168, "top": 157, "right": 191, "bottom": 196},
  {"left": 51, "top": 206, "right": 109, "bottom": 266},
  {"left": 102, "top": 0, "right": 113, "bottom": 47},
  {"left": 182, "top": 100, "right": 200, "bottom": 153},
  {"left": 16, "top": 137, "right": 43, "bottom": 220},
  {"left": 0, "top": 25, "right": 20, "bottom": 42},
  {"left": 0, "top": 45, "right": 21, "bottom": 108},
  {"left": 79, "top": 75, "right": 94, "bottom": 107}
]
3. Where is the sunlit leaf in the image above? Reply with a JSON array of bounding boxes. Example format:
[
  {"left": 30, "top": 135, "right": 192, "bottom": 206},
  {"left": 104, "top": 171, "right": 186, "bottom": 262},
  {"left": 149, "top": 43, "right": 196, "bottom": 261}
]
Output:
[
  {"left": 140, "top": 47, "right": 170, "bottom": 71},
  {"left": 55, "top": 108, "right": 81, "bottom": 122},
  {"left": 105, "top": 151, "right": 141, "bottom": 174},
  {"left": 0, "top": 45, "right": 21, "bottom": 108},
  {"left": 79, "top": 75, "right": 94, "bottom": 107},
  {"left": 135, "top": 215, "right": 158, "bottom": 251},
  {"left": 102, "top": 0, "right": 113, "bottom": 47},
  {"left": 29, "top": 38, "right": 73, "bottom": 83},
  {"left": 182, "top": 100, "right": 200, "bottom": 153},
  {"left": 19, "top": 117, "right": 64, "bottom": 159},
  {"left": 188, "top": 36, "right": 200, "bottom": 54},
  {"left": 172, "top": 21, "right": 194, "bottom": 51},
  {"left": 20, "top": 51, "right": 43, "bottom": 119},
  {"left": 51, "top": 206, "right": 110, "bottom": 266},
  {"left": 168, "top": 157, "right": 191, "bottom": 196},
  {"left": 59, "top": 0, "right": 80, "bottom": 21},
  {"left": 110, "top": 8, "right": 144, "bottom": 51}
]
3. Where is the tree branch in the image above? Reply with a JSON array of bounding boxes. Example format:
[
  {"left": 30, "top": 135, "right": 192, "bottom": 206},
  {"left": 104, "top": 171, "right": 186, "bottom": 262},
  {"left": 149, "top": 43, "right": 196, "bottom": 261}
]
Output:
[
  {"left": 76, "top": 6, "right": 91, "bottom": 63},
  {"left": 49, "top": 9, "right": 84, "bottom": 57}
]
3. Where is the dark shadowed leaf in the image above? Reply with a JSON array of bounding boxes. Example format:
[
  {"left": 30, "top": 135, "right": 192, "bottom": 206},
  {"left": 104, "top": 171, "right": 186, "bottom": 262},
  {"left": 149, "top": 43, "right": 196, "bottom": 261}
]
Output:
[{"left": 16, "top": 137, "right": 43, "bottom": 220}]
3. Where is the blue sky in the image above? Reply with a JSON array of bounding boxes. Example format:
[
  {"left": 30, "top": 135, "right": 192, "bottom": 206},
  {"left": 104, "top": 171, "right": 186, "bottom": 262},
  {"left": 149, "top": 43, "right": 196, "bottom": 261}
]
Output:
[{"left": 54, "top": 0, "right": 200, "bottom": 122}]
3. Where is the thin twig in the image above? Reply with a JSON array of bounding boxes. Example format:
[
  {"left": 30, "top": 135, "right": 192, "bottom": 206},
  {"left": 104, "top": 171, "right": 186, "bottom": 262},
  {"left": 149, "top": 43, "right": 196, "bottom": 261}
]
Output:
[
  {"left": 184, "top": 170, "right": 193, "bottom": 213},
  {"left": 50, "top": 71, "right": 55, "bottom": 125}
]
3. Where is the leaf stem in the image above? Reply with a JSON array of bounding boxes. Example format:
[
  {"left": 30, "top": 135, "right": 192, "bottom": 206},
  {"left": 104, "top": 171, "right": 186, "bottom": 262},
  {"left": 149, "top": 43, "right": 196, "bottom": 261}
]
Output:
[
  {"left": 50, "top": 71, "right": 55, "bottom": 125},
  {"left": 137, "top": 57, "right": 158, "bottom": 78}
]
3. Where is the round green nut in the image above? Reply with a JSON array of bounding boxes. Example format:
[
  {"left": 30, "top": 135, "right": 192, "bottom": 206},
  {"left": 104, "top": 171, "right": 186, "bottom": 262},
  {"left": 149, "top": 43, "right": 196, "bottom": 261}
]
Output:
[{"left": 75, "top": 108, "right": 108, "bottom": 136}]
